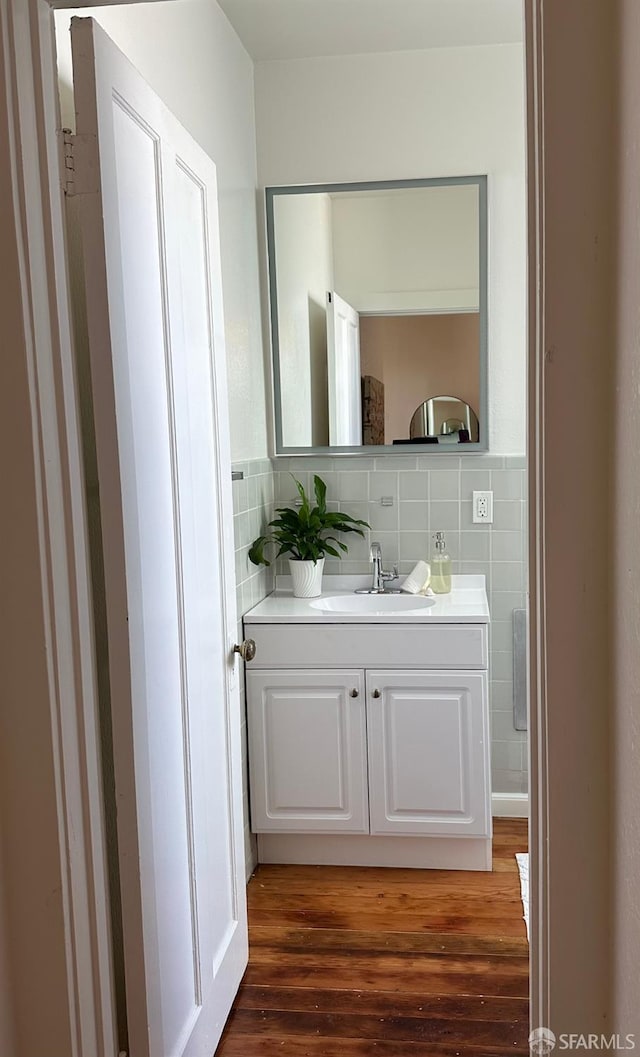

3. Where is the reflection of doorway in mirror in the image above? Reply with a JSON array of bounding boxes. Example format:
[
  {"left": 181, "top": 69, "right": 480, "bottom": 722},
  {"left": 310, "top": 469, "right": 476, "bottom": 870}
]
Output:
[
  {"left": 359, "top": 313, "right": 480, "bottom": 445},
  {"left": 326, "top": 291, "right": 362, "bottom": 445}
]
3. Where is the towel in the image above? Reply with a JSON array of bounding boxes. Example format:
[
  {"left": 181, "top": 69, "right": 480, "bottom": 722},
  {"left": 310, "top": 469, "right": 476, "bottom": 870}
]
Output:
[{"left": 401, "top": 560, "right": 432, "bottom": 595}]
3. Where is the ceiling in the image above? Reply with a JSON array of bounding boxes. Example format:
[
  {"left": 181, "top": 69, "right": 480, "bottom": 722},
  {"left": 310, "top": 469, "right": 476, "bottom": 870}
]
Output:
[{"left": 217, "top": 0, "right": 524, "bottom": 63}]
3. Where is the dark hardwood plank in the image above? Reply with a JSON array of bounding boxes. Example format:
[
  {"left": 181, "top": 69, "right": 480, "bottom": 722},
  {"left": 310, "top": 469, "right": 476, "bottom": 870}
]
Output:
[
  {"left": 250, "top": 867, "right": 523, "bottom": 894},
  {"left": 248, "top": 907, "right": 527, "bottom": 936},
  {"left": 216, "top": 818, "right": 529, "bottom": 1056},
  {"left": 235, "top": 983, "right": 529, "bottom": 1023},
  {"left": 249, "top": 889, "right": 522, "bottom": 915},
  {"left": 241, "top": 958, "right": 529, "bottom": 998},
  {"left": 222, "top": 1008, "right": 529, "bottom": 1049},
  {"left": 248, "top": 925, "right": 529, "bottom": 957},
  {"left": 246, "top": 948, "right": 529, "bottom": 979},
  {"left": 217, "top": 1033, "right": 527, "bottom": 1056}
]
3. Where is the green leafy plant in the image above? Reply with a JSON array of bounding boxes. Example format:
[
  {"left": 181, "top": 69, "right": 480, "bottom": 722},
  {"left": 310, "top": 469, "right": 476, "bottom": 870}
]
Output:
[{"left": 249, "top": 474, "right": 369, "bottom": 566}]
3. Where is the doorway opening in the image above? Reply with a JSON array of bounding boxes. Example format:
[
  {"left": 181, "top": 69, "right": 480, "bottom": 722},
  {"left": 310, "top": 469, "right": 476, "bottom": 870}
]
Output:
[{"left": 52, "top": 3, "right": 531, "bottom": 1055}]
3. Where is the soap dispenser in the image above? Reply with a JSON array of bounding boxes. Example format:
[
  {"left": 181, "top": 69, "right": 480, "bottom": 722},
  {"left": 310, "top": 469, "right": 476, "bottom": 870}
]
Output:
[{"left": 431, "top": 531, "right": 452, "bottom": 594}]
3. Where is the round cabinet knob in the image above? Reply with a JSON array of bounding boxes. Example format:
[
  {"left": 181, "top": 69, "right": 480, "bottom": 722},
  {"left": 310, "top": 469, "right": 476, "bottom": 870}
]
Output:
[
  {"left": 234, "top": 639, "right": 256, "bottom": 662},
  {"left": 349, "top": 688, "right": 359, "bottom": 698},
  {"left": 372, "top": 689, "right": 381, "bottom": 698}
]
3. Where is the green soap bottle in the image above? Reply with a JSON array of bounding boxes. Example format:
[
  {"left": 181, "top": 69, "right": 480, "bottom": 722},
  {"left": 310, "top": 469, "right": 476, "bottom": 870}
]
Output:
[{"left": 431, "top": 531, "right": 452, "bottom": 594}]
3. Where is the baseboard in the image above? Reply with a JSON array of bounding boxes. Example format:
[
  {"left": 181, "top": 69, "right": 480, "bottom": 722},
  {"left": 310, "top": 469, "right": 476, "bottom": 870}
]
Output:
[{"left": 492, "top": 792, "right": 529, "bottom": 818}]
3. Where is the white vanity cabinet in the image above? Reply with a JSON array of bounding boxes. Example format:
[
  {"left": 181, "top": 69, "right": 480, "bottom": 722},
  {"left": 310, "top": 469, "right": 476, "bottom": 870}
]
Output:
[
  {"left": 247, "top": 667, "right": 489, "bottom": 839},
  {"left": 246, "top": 669, "right": 368, "bottom": 833},
  {"left": 365, "top": 671, "right": 489, "bottom": 837},
  {"left": 243, "top": 576, "right": 492, "bottom": 870}
]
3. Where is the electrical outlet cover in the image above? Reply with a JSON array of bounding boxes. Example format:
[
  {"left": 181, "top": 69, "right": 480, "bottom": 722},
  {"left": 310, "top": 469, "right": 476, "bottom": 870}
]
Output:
[{"left": 472, "top": 490, "right": 494, "bottom": 523}]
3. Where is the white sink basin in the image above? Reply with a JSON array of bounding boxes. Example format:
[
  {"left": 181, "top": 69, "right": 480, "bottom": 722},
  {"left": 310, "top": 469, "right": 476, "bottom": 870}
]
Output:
[{"left": 310, "top": 593, "right": 437, "bottom": 615}]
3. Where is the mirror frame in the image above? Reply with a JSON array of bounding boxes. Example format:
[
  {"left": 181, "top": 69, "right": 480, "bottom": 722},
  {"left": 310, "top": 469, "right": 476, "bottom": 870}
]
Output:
[{"left": 266, "top": 175, "right": 489, "bottom": 456}]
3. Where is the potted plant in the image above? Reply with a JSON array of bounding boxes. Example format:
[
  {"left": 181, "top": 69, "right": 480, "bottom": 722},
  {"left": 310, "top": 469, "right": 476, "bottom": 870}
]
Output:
[{"left": 249, "top": 474, "right": 369, "bottom": 597}]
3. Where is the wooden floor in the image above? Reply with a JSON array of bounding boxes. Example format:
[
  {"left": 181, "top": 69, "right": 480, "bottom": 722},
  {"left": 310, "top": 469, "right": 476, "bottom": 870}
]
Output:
[{"left": 217, "top": 819, "right": 529, "bottom": 1056}]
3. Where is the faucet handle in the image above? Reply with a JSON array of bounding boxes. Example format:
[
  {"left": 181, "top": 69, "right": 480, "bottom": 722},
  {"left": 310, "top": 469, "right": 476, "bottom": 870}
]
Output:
[{"left": 382, "top": 564, "right": 399, "bottom": 581}]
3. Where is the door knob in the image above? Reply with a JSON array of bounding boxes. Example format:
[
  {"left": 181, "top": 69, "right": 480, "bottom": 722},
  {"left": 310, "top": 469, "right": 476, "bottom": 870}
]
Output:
[
  {"left": 372, "top": 689, "right": 381, "bottom": 698},
  {"left": 349, "top": 688, "right": 359, "bottom": 698},
  {"left": 233, "top": 639, "right": 256, "bottom": 662}
]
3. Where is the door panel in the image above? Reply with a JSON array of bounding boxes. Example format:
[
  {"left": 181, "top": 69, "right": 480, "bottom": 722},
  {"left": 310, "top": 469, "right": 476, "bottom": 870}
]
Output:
[
  {"left": 366, "top": 671, "right": 490, "bottom": 836},
  {"left": 71, "top": 18, "right": 247, "bottom": 1057},
  {"left": 247, "top": 670, "right": 369, "bottom": 832},
  {"left": 327, "top": 290, "right": 362, "bottom": 445}
]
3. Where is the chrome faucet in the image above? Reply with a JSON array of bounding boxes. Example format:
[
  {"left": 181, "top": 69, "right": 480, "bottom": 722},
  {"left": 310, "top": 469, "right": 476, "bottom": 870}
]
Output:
[
  {"left": 370, "top": 541, "right": 385, "bottom": 591},
  {"left": 356, "top": 541, "right": 399, "bottom": 594}
]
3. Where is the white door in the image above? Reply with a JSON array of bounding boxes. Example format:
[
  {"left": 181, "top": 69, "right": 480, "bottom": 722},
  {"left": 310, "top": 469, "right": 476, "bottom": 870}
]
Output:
[
  {"left": 326, "top": 290, "right": 362, "bottom": 445},
  {"left": 366, "top": 671, "right": 490, "bottom": 836},
  {"left": 70, "top": 18, "right": 247, "bottom": 1057},
  {"left": 246, "top": 669, "right": 369, "bottom": 832}
]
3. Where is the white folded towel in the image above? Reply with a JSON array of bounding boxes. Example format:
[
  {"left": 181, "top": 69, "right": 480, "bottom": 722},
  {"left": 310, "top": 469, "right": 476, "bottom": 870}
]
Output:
[{"left": 401, "top": 560, "right": 431, "bottom": 595}]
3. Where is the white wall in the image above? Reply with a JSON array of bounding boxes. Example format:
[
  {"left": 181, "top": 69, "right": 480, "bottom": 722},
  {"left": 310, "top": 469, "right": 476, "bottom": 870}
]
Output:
[
  {"left": 332, "top": 185, "right": 479, "bottom": 313},
  {"left": 55, "top": 0, "right": 269, "bottom": 462},
  {"left": 255, "top": 44, "right": 526, "bottom": 454},
  {"left": 274, "top": 193, "right": 333, "bottom": 445}
]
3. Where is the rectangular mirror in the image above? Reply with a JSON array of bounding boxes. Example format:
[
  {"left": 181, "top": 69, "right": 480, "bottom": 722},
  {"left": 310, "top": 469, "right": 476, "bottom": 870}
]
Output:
[{"left": 266, "top": 176, "right": 488, "bottom": 455}]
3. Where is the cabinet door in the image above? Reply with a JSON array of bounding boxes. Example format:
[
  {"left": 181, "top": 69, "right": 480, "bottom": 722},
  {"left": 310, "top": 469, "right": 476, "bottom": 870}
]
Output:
[
  {"left": 366, "top": 671, "right": 490, "bottom": 837},
  {"left": 247, "top": 670, "right": 368, "bottom": 833}
]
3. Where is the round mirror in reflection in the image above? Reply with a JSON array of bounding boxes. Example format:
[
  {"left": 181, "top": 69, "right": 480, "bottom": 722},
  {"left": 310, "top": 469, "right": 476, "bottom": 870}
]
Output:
[{"left": 409, "top": 396, "right": 479, "bottom": 443}]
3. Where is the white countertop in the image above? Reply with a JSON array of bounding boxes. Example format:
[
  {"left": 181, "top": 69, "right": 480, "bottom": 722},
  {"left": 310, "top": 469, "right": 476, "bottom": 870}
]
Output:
[{"left": 244, "top": 574, "right": 489, "bottom": 625}]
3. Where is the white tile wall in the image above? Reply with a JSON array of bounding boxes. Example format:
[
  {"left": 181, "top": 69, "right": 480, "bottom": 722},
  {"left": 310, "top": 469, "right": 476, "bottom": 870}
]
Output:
[{"left": 273, "top": 454, "right": 529, "bottom": 796}]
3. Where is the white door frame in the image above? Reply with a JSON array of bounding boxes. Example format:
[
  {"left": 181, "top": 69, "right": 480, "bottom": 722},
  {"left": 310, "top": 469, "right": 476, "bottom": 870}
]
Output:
[
  {"left": 2, "top": 0, "right": 603, "bottom": 1052},
  {"left": 0, "top": 1, "right": 118, "bottom": 1054}
]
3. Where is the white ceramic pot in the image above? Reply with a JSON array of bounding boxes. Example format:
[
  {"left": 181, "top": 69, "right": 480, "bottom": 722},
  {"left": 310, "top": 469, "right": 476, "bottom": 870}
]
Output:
[{"left": 288, "top": 557, "right": 325, "bottom": 598}]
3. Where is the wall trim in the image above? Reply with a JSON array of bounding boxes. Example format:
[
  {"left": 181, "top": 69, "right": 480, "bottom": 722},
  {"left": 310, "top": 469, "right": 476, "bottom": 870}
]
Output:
[
  {"left": 526, "top": 0, "right": 613, "bottom": 1034},
  {"left": 492, "top": 792, "right": 529, "bottom": 819},
  {"left": 1, "top": 1, "right": 117, "bottom": 1053},
  {"left": 525, "top": 0, "right": 548, "bottom": 1035}
]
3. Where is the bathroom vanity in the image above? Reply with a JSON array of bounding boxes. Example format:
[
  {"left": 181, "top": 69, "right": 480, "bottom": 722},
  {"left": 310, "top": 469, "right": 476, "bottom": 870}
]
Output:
[{"left": 243, "top": 575, "right": 492, "bottom": 870}]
